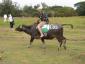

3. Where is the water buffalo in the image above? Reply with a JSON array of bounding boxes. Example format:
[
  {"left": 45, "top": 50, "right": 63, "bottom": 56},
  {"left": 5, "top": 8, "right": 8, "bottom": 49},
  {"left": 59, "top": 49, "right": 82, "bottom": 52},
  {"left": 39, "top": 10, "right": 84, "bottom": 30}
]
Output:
[{"left": 15, "top": 23, "right": 73, "bottom": 50}]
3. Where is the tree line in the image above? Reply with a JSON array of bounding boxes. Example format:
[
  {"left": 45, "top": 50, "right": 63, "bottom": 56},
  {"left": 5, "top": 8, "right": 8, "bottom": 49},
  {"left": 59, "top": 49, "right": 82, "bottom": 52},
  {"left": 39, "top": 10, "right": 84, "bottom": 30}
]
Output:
[{"left": 0, "top": 0, "right": 85, "bottom": 17}]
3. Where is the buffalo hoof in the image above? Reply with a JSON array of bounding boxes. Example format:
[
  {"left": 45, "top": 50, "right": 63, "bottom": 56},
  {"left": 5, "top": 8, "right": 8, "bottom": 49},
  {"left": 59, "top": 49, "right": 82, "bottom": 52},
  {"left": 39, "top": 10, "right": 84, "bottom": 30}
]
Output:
[
  {"left": 28, "top": 45, "right": 31, "bottom": 48},
  {"left": 41, "top": 45, "right": 46, "bottom": 49},
  {"left": 64, "top": 46, "right": 67, "bottom": 50},
  {"left": 43, "top": 47, "right": 46, "bottom": 49}
]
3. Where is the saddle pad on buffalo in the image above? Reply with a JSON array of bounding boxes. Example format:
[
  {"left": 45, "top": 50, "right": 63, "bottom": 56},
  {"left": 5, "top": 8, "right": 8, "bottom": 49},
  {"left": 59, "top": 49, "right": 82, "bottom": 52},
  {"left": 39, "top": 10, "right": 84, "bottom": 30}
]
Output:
[
  {"left": 42, "top": 24, "right": 59, "bottom": 33},
  {"left": 42, "top": 24, "right": 49, "bottom": 33}
]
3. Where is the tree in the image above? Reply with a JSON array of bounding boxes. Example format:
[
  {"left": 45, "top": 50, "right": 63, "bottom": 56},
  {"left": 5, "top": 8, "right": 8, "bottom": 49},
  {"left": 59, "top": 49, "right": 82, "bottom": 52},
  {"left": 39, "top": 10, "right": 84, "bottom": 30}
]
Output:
[
  {"left": 1, "top": 0, "right": 12, "bottom": 15},
  {"left": 42, "top": 6, "right": 77, "bottom": 17},
  {"left": 34, "top": 4, "right": 40, "bottom": 9},
  {"left": 23, "top": 5, "right": 38, "bottom": 17},
  {"left": 60, "top": 7, "right": 77, "bottom": 16},
  {"left": 0, "top": 1, "right": 77, "bottom": 17},
  {"left": 0, "top": 0, "right": 20, "bottom": 16},
  {"left": 75, "top": 1, "right": 85, "bottom": 16},
  {"left": 41, "top": 2, "right": 48, "bottom": 9}
]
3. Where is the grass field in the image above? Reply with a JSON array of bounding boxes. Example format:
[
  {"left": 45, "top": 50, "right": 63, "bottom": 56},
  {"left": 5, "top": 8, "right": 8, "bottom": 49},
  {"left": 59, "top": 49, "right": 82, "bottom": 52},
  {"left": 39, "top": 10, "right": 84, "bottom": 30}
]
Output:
[{"left": 0, "top": 17, "right": 85, "bottom": 64}]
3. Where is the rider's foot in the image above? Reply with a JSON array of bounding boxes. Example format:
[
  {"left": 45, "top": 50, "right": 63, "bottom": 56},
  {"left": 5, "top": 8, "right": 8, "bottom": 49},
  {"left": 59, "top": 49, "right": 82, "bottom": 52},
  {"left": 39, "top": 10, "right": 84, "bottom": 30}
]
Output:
[{"left": 40, "top": 34, "right": 44, "bottom": 37}]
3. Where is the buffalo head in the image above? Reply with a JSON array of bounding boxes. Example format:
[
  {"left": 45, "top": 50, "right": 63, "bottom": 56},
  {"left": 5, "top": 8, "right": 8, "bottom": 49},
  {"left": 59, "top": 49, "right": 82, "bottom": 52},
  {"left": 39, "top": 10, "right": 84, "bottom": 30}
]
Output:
[
  {"left": 15, "top": 25, "right": 32, "bottom": 35},
  {"left": 15, "top": 25, "right": 23, "bottom": 31}
]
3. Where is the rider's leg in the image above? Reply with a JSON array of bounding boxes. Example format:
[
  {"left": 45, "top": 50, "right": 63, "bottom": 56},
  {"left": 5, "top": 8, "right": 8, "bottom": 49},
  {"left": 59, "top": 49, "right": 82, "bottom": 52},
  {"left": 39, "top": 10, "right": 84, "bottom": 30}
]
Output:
[{"left": 37, "top": 21, "right": 46, "bottom": 37}]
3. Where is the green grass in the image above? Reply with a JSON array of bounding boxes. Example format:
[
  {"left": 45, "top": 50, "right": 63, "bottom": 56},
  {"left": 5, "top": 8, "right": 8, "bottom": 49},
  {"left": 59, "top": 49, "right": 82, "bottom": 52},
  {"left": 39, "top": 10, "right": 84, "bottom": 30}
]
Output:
[{"left": 0, "top": 17, "right": 85, "bottom": 64}]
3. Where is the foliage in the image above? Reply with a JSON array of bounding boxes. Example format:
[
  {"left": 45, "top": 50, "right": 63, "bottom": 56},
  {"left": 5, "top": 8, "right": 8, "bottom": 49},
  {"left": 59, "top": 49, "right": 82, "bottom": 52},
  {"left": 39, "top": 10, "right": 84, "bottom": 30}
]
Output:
[
  {"left": 0, "top": 0, "right": 21, "bottom": 16},
  {"left": 0, "top": 0, "right": 85, "bottom": 17},
  {"left": 75, "top": 1, "right": 85, "bottom": 16},
  {"left": 23, "top": 5, "right": 38, "bottom": 17}
]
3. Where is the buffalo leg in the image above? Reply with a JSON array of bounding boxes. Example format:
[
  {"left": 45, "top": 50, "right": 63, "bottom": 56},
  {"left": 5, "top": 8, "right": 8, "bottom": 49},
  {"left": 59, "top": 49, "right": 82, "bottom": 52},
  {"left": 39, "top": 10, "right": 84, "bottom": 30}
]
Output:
[
  {"left": 28, "top": 37, "right": 34, "bottom": 48},
  {"left": 63, "top": 37, "right": 67, "bottom": 50},
  {"left": 56, "top": 37, "right": 66, "bottom": 50},
  {"left": 56, "top": 37, "right": 63, "bottom": 51},
  {"left": 41, "top": 38, "right": 46, "bottom": 49}
]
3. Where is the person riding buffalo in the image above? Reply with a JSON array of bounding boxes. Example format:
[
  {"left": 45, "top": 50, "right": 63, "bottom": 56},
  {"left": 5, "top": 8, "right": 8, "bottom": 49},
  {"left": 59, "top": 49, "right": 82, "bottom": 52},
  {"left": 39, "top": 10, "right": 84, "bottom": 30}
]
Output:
[{"left": 37, "top": 11, "right": 49, "bottom": 37}]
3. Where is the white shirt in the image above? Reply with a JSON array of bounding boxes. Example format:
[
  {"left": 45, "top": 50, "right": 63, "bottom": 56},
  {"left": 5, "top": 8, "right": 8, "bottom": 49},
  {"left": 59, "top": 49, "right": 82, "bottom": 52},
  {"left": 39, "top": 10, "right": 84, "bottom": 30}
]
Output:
[
  {"left": 4, "top": 14, "right": 7, "bottom": 19},
  {"left": 8, "top": 16, "right": 13, "bottom": 22}
]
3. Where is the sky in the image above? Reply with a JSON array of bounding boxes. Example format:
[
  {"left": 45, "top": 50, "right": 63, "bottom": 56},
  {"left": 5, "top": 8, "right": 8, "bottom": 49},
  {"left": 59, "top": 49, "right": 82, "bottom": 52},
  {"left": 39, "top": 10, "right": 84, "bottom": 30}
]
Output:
[{"left": 0, "top": 0, "right": 85, "bottom": 8}]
